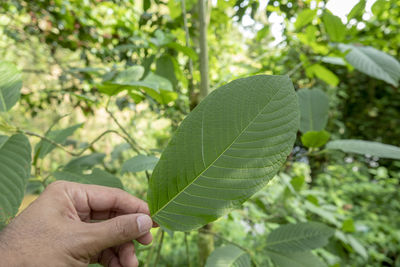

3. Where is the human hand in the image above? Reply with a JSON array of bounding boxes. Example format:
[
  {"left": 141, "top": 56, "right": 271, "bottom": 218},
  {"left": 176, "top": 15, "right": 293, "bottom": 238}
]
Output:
[{"left": 0, "top": 181, "right": 156, "bottom": 267}]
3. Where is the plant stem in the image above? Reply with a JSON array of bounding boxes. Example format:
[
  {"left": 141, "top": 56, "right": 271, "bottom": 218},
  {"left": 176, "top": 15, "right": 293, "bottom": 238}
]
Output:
[
  {"left": 199, "top": 229, "right": 259, "bottom": 266},
  {"left": 198, "top": 0, "right": 209, "bottom": 101},
  {"left": 105, "top": 99, "right": 147, "bottom": 154},
  {"left": 19, "top": 129, "right": 133, "bottom": 157},
  {"left": 181, "top": 0, "right": 195, "bottom": 99},
  {"left": 185, "top": 232, "right": 191, "bottom": 267},
  {"left": 153, "top": 230, "right": 165, "bottom": 267},
  {"left": 144, "top": 228, "right": 162, "bottom": 267}
]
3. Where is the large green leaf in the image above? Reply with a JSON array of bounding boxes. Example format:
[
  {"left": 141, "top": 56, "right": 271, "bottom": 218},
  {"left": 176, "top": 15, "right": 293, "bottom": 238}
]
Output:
[
  {"left": 266, "top": 250, "right": 326, "bottom": 267},
  {"left": 0, "top": 135, "right": 9, "bottom": 150},
  {"left": 326, "top": 139, "right": 400, "bottom": 160},
  {"left": 266, "top": 222, "right": 334, "bottom": 252},
  {"left": 34, "top": 123, "right": 83, "bottom": 159},
  {"left": 121, "top": 155, "right": 159, "bottom": 174},
  {"left": 339, "top": 44, "right": 400, "bottom": 87},
  {"left": 0, "top": 134, "right": 31, "bottom": 224},
  {"left": 297, "top": 89, "right": 329, "bottom": 133},
  {"left": 205, "top": 245, "right": 251, "bottom": 267},
  {"left": 53, "top": 168, "right": 123, "bottom": 189},
  {"left": 0, "top": 61, "right": 22, "bottom": 112},
  {"left": 148, "top": 75, "right": 299, "bottom": 231},
  {"left": 322, "top": 12, "right": 346, "bottom": 42}
]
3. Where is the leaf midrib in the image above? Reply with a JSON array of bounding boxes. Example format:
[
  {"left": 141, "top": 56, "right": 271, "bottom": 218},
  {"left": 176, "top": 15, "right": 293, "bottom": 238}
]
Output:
[{"left": 152, "top": 86, "right": 283, "bottom": 218}]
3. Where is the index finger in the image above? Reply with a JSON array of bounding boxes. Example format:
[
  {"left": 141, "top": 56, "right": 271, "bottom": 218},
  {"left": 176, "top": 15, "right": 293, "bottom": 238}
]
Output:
[{"left": 61, "top": 181, "right": 150, "bottom": 217}]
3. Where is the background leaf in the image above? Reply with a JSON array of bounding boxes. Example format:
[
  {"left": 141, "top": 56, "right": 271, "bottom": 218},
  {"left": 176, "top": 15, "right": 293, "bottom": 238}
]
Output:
[
  {"left": 297, "top": 89, "right": 330, "bottom": 133},
  {"left": 0, "top": 134, "right": 31, "bottom": 224},
  {"left": 63, "top": 153, "right": 106, "bottom": 172},
  {"left": 121, "top": 154, "right": 159, "bottom": 174},
  {"left": 339, "top": 44, "right": 400, "bottom": 86},
  {"left": 266, "top": 250, "right": 326, "bottom": 267},
  {"left": 205, "top": 245, "right": 251, "bottom": 267},
  {"left": 295, "top": 9, "right": 317, "bottom": 30},
  {"left": 34, "top": 123, "right": 83, "bottom": 159},
  {"left": 322, "top": 12, "right": 346, "bottom": 42},
  {"left": 53, "top": 168, "right": 123, "bottom": 189},
  {"left": 0, "top": 61, "right": 22, "bottom": 112},
  {"left": 148, "top": 75, "right": 299, "bottom": 231},
  {"left": 326, "top": 139, "right": 400, "bottom": 160},
  {"left": 301, "top": 131, "right": 330, "bottom": 148},
  {"left": 266, "top": 222, "right": 334, "bottom": 252},
  {"left": 306, "top": 64, "right": 339, "bottom": 86}
]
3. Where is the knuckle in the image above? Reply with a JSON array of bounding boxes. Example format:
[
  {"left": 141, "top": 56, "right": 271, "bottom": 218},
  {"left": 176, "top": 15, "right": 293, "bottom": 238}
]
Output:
[{"left": 46, "top": 180, "right": 67, "bottom": 191}]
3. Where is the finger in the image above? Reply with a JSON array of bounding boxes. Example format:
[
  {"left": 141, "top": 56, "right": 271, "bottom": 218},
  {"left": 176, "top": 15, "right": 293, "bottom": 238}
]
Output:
[
  {"left": 118, "top": 242, "right": 137, "bottom": 267},
  {"left": 99, "top": 248, "right": 121, "bottom": 267},
  {"left": 64, "top": 181, "right": 150, "bottom": 216},
  {"left": 136, "top": 232, "right": 153, "bottom": 245},
  {"left": 85, "top": 213, "right": 153, "bottom": 251}
]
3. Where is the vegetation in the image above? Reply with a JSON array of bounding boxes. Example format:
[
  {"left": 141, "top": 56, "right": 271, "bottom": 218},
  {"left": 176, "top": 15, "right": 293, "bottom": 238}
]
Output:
[{"left": 1, "top": 0, "right": 400, "bottom": 266}]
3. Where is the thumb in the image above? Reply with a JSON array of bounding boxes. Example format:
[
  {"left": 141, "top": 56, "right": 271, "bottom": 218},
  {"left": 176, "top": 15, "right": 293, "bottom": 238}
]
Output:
[{"left": 86, "top": 213, "right": 153, "bottom": 250}]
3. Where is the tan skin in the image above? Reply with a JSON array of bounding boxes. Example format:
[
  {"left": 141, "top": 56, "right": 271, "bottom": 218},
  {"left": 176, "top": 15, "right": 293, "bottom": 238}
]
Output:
[{"left": 0, "top": 181, "right": 157, "bottom": 267}]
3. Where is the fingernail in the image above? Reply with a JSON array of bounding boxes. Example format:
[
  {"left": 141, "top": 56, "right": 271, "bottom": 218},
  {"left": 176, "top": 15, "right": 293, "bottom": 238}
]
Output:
[{"left": 137, "top": 215, "right": 152, "bottom": 233}]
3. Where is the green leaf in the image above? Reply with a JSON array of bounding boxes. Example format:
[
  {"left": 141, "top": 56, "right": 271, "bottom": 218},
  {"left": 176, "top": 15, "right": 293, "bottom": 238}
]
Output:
[
  {"left": 156, "top": 55, "right": 178, "bottom": 88},
  {"left": 164, "top": 42, "right": 198, "bottom": 61},
  {"left": 205, "top": 245, "right": 251, "bottom": 267},
  {"left": 266, "top": 222, "right": 334, "bottom": 252},
  {"left": 148, "top": 75, "right": 299, "bottom": 231},
  {"left": 301, "top": 131, "right": 330, "bottom": 148},
  {"left": 63, "top": 153, "right": 106, "bottom": 172},
  {"left": 266, "top": 250, "right": 327, "bottom": 267},
  {"left": 306, "top": 64, "right": 339, "bottom": 86},
  {"left": 99, "top": 72, "right": 177, "bottom": 104},
  {"left": 297, "top": 89, "right": 330, "bottom": 133},
  {"left": 121, "top": 155, "right": 159, "bottom": 174},
  {"left": 114, "top": 66, "right": 144, "bottom": 84},
  {"left": 339, "top": 44, "right": 400, "bottom": 86},
  {"left": 326, "top": 139, "right": 400, "bottom": 160},
  {"left": 295, "top": 9, "right": 317, "bottom": 30},
  {"left": 371, "top": 0, "right": 388, "bottom": 16},
  {"left": 0, "top": 135, "right": 9, "bottom": 150},
  {"left": 34, "top": 123, "right": 83, "bottom": 159},
  {"left": 0, "top": 61, "right": 22, "bottom": 112},
  {"left": 53, "top": 168, "right": 123, "bottom": 189},
  {"left": 335, "top": 231, "right": 367, "bottom": 259},
  {"left": 0, "top": 134, "right": 31, "bottom": 224},
  {"left": 348, "top": 0, "right": 366, "bottom": 20},
  {"left": 342, "top": 218, "right": 355, "bottom": 233},
  {"left": 322, "top": 12, "right": 346, "bottom": 42}
]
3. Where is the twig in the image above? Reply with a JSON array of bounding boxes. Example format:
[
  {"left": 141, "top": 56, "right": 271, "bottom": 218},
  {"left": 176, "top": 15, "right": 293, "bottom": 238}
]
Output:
[
  {"left": 286, "top": 62, "right": 303, "bottom": 77},
  {"left": 199, "top": 229, "right": 259, "bottom": 266},
  {"left": 181, "top": 0, "right": 195, "bottom": 98},
  {"left": 19, "top": 129, "right": 133, "bottom": 157},
  {"left": 144, "top": 228, "right": 162, "bottom": 267},
  {"left": 153, "top": 230, "right": 165, "bottom": 267},
  {"left": 185, "top": 232, "right": 191, "bottom": 267},
  {"left": 105, "top": 99, "right": 146, "bottom": 154}
]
